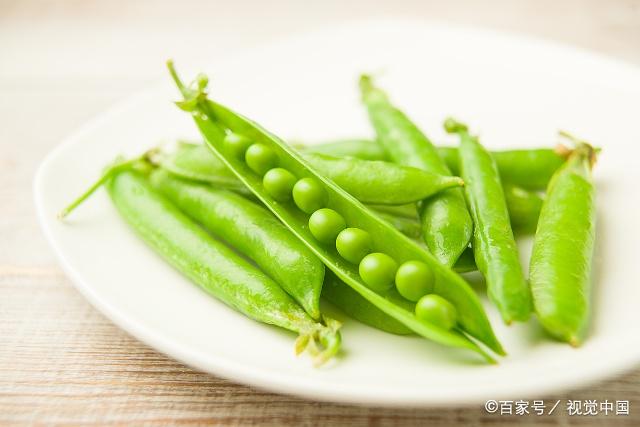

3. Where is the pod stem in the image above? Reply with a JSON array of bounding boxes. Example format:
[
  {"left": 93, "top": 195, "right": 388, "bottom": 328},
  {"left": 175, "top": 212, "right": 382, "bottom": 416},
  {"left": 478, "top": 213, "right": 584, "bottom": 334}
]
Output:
[
  {"left": 443, "top": 117, "right": 469, "bottom": 135},
  {"left": 295, "top": 316, "right": 342, "bottom": 367},
  {"left": 557, "top": 130, "right": 598, "bottom": 169},
  {"left": 167, "top": 60, "right": 210, "bottom": 112},
  {"left": 58, "top": 153, "right": 155, "bottom": 219}
]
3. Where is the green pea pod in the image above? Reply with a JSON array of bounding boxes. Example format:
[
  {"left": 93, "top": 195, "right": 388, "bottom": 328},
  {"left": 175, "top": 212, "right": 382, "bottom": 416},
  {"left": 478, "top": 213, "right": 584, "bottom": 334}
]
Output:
[
  {"left": 61, "top": 167, "right": 341, "bottom": 366},
  {"left": 304, "top": 152, "right": 464, "bottom": 205},
  {"left": 149, "top": 168, "right": 325, "bottom": 320},
  {"left": 504, "top": 184, "right": 544, "bottom": 234},
  {"left": 323, "top": 271, "right": 413, "bottom": 335},
  {"left": 158, "top": 141, "right": 250, "bottom": 193},
  {"left": 359, "top": 76, "right": 473, "bottom": 266},
  {"left": 530, "top": 138, "right": 596, "bottom": 346},
  {"left": 305, "top": 139, "right": 565, "bottom": 191},
  {"left": 446, "top": 118, "right": 532, "bottom": 324},
  {"left": 168, "top": 62, "right": 504, "bottom": 361},
  {"left": 158, "top": 143, "right": 463, "bottom": 205},
  {"left": 438, "top": 146, "right": 565, "bottom": 191}
]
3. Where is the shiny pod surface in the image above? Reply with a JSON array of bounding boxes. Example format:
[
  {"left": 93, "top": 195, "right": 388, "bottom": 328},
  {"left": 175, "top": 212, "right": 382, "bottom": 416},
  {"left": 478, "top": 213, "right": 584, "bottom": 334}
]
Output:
[
  {"left": 149, "top": 168, "right": 325, "bottom": 319},
  {"left": 529, "top": 143, "right": 596, "bottom": 345},
  {"left": 447, "top": 119, "right": 532, "bottom": 324}
]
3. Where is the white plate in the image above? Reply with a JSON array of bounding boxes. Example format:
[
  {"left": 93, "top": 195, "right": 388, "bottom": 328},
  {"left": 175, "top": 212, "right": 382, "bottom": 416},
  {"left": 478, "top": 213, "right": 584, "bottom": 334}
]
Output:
[{"left": 35, "top": 20, "right": 640, "bottom": 407}]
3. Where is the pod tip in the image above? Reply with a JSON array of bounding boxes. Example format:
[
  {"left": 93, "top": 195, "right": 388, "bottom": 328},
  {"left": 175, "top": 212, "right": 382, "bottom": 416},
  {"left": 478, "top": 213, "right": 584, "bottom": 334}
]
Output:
[{"left": 443, "top": 117, "right": 468, "bottom": 134}]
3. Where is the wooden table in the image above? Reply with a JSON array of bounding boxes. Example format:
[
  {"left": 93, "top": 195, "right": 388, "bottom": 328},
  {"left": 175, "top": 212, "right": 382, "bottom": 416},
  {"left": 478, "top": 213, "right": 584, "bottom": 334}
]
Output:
[{"left": 2, "top": 1, "right": 639, "bottom": 424}]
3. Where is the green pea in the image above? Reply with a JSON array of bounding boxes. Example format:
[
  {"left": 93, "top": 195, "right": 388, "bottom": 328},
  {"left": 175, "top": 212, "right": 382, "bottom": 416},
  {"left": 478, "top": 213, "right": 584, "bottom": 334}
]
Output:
[
  {"left": 308, "top": 208, "right": 346, "bottom": 244},
  {"left": 263, "top": 168, "right": 296, "bottom": 202},
  {"left": 395, "top": 260, "right": 434, "bottom": 302},
  {"left": 336, "top": 228, "right": 372, "bottom": 264},
  {"left": 245, "top": 143, "right": 278, "bottom": 175},
  {"left": 224, "top": 132, "right": 252, "bottom": 158},
  {"left": 358, "top": 253, "right": 398, "bottom": 293},
  {"left": 415, "top": 294, "right": 457, "bottom": 330},
  {"left": 293, "top": 177, "right": 327, "bottom": 214}
]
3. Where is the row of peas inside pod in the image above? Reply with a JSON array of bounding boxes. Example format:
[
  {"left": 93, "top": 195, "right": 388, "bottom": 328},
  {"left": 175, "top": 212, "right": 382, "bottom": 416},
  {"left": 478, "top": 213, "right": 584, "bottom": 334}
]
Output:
[{"left": 226, "top": 131, "right": 458, "bottom": 331}]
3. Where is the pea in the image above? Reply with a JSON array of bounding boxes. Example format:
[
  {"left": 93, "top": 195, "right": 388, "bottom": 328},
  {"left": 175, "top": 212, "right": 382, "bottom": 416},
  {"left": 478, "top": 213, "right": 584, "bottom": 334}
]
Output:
[
  {"left": 224, "top": 132, "right": 252, "bottom": 158},
  {"left": 263, "top": 168, "right": 296, "bottom": 202},
  {"left": 336, "top": 228, "right": 372, "bottom": 264},
  {"left": 293, "top": 177, "right": 327, "bottom": 214},
  {"left": 395, "top": 260, "right": 434, "bottom": 302},
  {"left": 358, "top": 253, "right": 398, "bottom": 293},
  {"left": 245, "top": 143, "right": 278, "bottom": 175},
  {"left": 308, "top": 208, "right": 346, "bottom": 244},
  {"left": 415, "top": 294, "right": 457, "bottom": 330}
]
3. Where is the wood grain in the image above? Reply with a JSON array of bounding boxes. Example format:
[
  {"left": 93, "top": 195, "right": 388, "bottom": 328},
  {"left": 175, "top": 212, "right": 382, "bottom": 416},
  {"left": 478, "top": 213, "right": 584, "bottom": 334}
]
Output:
[{"left": 1, "top": 0, "right": 639, "bottom": 425}]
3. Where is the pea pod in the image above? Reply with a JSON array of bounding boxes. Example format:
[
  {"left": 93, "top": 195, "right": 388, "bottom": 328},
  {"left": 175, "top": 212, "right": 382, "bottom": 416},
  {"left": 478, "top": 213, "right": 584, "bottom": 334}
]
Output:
[
  {"left": 149, "top": 168, "right": 325, "bottom": 319},
  {"left": 158, "top": 143, "right": 463, "bottom": 205},
  {"left": 305, "top": 139, "right": 566, "bottom": 191},
  {"left": 530, "top": 138, "right": 597, "bottom": 346},
  {"left": 304, "top": 152, "right": 464, "bottom": 205},
  {"left": 445, "top": 118, "right": 531, "bottom": 324},
  {"left": 359, "top": 76, "right": 473, "bottom": 266},
  {"left": 168, "top": 62, "right": 504, "bottom": 361},
  {"left": 159, "top": 141, "right": 247, "bottom": 191},
  {"left": 437, "top": 146, "right": 565, "bottom": 191},
  {"left": 61, "top": 166, "right": 341, "bottom": 366},
  {"left": 504, "top": 184, "right": 544, "bottom": 234}
]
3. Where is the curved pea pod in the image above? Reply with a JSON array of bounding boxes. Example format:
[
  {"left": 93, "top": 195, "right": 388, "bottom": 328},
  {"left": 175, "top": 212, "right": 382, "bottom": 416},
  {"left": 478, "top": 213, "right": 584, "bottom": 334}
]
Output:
[
  {"left": 359, "top": 76, "right": 473, "bottom": 266},
  {"left": 101, "top": 169, "right": 340, "bottom": 365},
  {"left": 446, "top": 118, "right": 532, "bottom": 324},
  {"left": 529, "top": 140, "right": 596, "bottom": 346},
  {"left": 168, "top": 63, "right": 504, "bottom": 361},
  {"left": 149, "top": 168, "right": 325, "bottom": 320},
  {"left": 323, "top": 272, "right": 413, "bottom": 335}
]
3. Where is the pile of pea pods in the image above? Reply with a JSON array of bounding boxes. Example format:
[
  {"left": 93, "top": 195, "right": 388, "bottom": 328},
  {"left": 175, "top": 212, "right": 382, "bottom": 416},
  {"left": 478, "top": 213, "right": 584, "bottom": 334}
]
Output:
[{"left": 60, "top": 63, "right": 598, "bottom": 366}]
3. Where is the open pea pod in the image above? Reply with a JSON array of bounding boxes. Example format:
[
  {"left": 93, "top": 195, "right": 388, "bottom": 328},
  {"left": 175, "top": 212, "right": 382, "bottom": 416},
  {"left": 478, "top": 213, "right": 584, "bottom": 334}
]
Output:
[{"left": 168, "top": 63, "right": 505, "bottom": 361}]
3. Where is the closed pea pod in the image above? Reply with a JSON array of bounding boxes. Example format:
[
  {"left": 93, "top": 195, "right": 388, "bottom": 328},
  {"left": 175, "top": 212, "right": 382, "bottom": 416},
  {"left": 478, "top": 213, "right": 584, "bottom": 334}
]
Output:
[
  {"left": 437, "top": 146, "right": 565, "bottom": 191},
  {"left": 359, "top": 76, "right": 473, "bottom": 266},
  {"left": 445, "top": 118, "right": 531, "bottom": 324},
  {"left": 529, "top": 136, "right": 597, "bottom": 346},
  {"left": 304, "top": 153, "right": 464, "bottom": 205},
  {"left": 149, "top": 168, "right": 325, "bottom": 319},
  {"left": 60, "top": 166, "right": 340, "bottom": 365},
  {"left": 306, "top": 139, "right": 566, "bottom": 191},
  {"left": 168, "top": 62, "right": 504, "bottom": 361}
]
